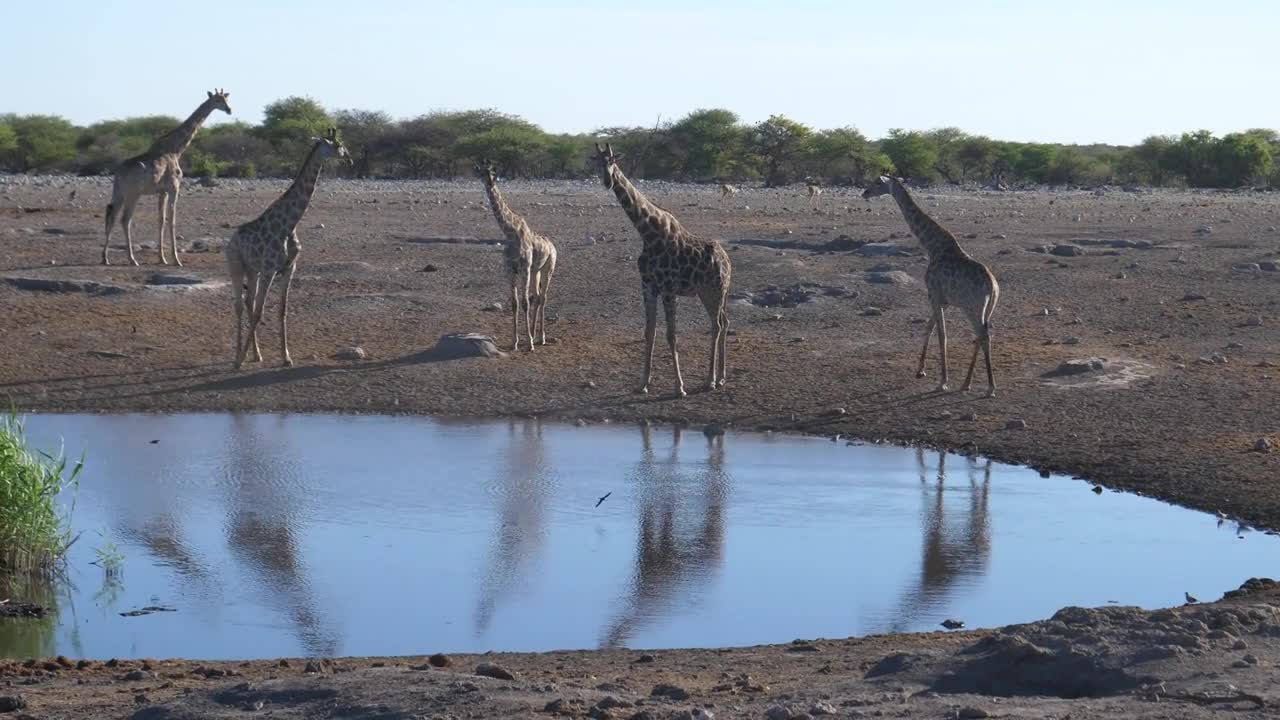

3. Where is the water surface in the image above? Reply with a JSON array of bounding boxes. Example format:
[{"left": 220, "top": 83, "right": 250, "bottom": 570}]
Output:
[{"left": 1, "top": 412, "right": 1273, "bottom": 660}]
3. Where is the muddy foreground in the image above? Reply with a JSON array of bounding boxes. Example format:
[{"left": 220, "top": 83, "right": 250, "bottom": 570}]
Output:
[{"left": 0, "top": 175, "right": 1278, "bottom": 717}]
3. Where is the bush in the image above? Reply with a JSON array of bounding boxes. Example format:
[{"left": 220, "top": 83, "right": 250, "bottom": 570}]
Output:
[{"left": 0, "top": 410, "right": 82, "bottom": 575}]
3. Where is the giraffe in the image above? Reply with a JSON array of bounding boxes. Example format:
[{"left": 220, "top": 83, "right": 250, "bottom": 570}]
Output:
[
  {"left": 719, "top": 183, "right": 738, "bottom": 201},
  {"left": 224, "top": 129, "right": 351, "bottom": 370},
  {"left": 103, "top": 89, "right": 232, "bottom": 267},
  {"left": 862, "top": 175, "right": 1000, "bottom": 396},
  {"left": 805, "top": 178, "right": 823, "bottom": 208},
  {"left": 593, "top": 142, "right": 732, "bottom": 397},
  {"left": 473, "top": 159, "right": 558, "bottom": 351}
]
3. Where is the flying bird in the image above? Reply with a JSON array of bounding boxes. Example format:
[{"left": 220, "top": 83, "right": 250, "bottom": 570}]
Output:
[{"left": 595, "top": 492, "right": 612, "bottom": 508}]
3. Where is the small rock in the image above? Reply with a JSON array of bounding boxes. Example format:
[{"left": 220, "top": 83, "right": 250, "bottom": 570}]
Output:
[
  {"left": 864, "top": 270, "right": 914, "bottom": 285},
  {"left": 860, "top": 306, "right": 883, "bottom": 317},
  {"left": 0, "top": 696, "right": 25, "bottom": 712},
  {"left": 1194, "top": 225, "right": 1213, "bottom": 235},
  {"left": 1050, "top": 244, "right": 1085, "bottom": 257},
  {"left": 428, "top": 653, "right": 451, "bottom": 667},
  {"left": 482, "top": 302, "right": 503, "bottom": 312},
  {"left": 1245, "top": 316, "right": 1264, "bottom": 327},
  {"left": 958, "top": 411, "right": 977, "bottom": 422},
  {"left": 991, "top": 233, "right": 1007, "bottom": 239},
  {"left": 1234, "top": 263, "right": 1261, "bottom": 273},
  {"left": 941, "top": 618, "right": 966, "bottom": 629},
  {"left": 595, "top": 697, "right": 632, "bottom": 710},
  {"left": 1181, "top": 292, "right": 1206, "bottom": 302},
  {"left": 1004, "top": 418, "right": 1027, "bottom": 430},
  {"left": 1092, "top": 485, "right": 1104, "bottom": 494},
  {"left": 474, "top": 662, "right": 516, "bottom": 681},
  {"left": 1234, "top": 639, "right": 1250, "bottom": 650},
  {"left": 1243, "top": 653, "right": 1260, "bottom": 665},
  {"left": 957, "top": 708, "right": 991, "bottom": 719},
  {"left": 545, "top": 698, "right": 583, "bottom": 714},
  {"left": 421, "top": 264, "right": 439, "bottom": 272},
  {"left": 650, "top": 683, "right": 690, "bottom": 701},
  {"left": 123, "top": 669, "right": 151, "bottom": 681},
  {"left": 1259, "top": 261, "right": 1279, "bottom": 272},
  {"left": 1044, "top": 357, "right": 1105, "bottom": 377},
  {"left": 1254, "top": 438, "right": 1273, "bottom": 453},
  {"left": 765, "top": 706, "right": 794, "bottom": 720},
  {"left": 335, "top": 346, "right": 366, "bottom": 361},
  {"left": 809, "top": 701, "right": 838, "bottom": 716}
]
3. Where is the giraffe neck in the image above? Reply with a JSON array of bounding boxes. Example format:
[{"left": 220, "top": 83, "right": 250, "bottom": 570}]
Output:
[
  {"left": 150, "top": 98, "right": 219, "bottom": 157},
  {"left": 481, "top": 180, "right": 529, "bottom": 244},
  {"left": 608, "top": 165, "right": 681, "bottom": 248},
  {"left": 263, "top": 143, "right": 327, "bottom": 234},
  {"left": 887, "top": 178, "right": 963, "bottom": 258}
]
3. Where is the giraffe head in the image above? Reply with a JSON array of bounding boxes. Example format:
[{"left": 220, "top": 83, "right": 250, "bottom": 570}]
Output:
[
  {"left": 205, "top": 88, "right": 232, "bottom": 115},
  {"left": 593, "top": 142, "right": 625, "bottom": 190},
  {"left": 473, "top": 158, "right": 498, "bottom": 186},
  {"left": 861, "top": 175, "right": 899, "bottom": 200},
  {"left": 312, "top": 128, "right": 353, "bottom": 165}
]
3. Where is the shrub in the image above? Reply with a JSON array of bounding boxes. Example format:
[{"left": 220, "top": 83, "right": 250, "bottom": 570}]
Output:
[{"left": 0, "top": 410, "right": 82, "bottom": 575}]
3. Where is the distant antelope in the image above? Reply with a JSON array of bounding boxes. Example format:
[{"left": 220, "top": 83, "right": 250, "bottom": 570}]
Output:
[{"left": 805, "top": 179, "right": 822, "bottom": 208}]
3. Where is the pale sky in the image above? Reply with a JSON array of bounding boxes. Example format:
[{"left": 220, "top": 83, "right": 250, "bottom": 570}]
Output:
[{"left": 4, "top": 0, "right": 1274, "bottom": 145}]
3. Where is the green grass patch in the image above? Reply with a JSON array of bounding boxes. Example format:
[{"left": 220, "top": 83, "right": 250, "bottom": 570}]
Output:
[{"left": 0, "top": 410, "right": 82, "bottom": 575}]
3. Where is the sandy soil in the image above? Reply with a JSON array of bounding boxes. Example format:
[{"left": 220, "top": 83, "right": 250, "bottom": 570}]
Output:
[{"left": 1, "top": 174, "right": 1278, "bottom": 717}]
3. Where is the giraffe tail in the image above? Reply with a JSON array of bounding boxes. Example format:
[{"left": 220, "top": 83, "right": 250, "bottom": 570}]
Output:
[{"left": 103, "top": 202, "right": 117, "bottom": 233}]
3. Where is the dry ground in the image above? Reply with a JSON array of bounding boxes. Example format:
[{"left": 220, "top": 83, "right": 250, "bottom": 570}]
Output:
[{"left": 0, "top": 174, "right": 1278, "bottom": 718}]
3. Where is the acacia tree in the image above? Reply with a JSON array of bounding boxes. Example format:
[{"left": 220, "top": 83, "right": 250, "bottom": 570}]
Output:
[
  {"left": 1, "top": 115, "right": 78, "bottom": 171},
  {"left": 668, "top": 108, "right": 742, "bottom": 180},
  {"left": 880, "top": 129, "right": 938, "bottom": 181},
  {"left": 332, "top": 108, "right": 392, "bottom": 177},
  {"left": 255, "top": 96, "right": 334, "bottom": 173},
  {"left": 751, "top": 114, "right": 811, "bottom": 186}
]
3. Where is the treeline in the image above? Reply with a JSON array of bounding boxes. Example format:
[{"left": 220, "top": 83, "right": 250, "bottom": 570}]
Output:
[{"left": 1, "top": 97, "right": 1277, "bottom": 189}]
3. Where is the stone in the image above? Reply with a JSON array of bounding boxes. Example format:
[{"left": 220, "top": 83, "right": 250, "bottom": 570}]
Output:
[
  {"left": 1194, "top": 225, "right": 1213, "bottom": 235},
  {"left": 545, "top": 698, "right": 584, "bottom": 714},
  {"left": 428, "top": 653, "right": 451, "bottom": 667},
  {"left": 941, "top": 618, "right": 966, "bottom": 629},
  {"left": 650, "top": 683, "right": 690, "bottom": 701},
  {"left": 809, "top": 701, "right": 838, "bottom": 716},
  {"left": 474, "top": 662, "right": 516, "bottom": 681},
  {"left": 865, "top": 270, "right": 914, "bottom": 285},
  {"left": 1245, "top": 316, "right": 1264, "bottom": 327},
  {"left": 1254, "top": 438, "right": 1273, "bottom": 453},
  {"left": 856, "top": 242, "right": 911, "bottom": 257},
  {"left": 765, "top": 706, "right": 794, "bottom": 720},
  {"left": 957, "top": 708, "right": 991, "bottom": 719},
  {"left": 1260, "top": 261, "right": 1280, "bottom": 272},
  {"left": 123, "top": 669, "right": 152, "bottom": 681},
  {"left": 145, "top": 273, "right": 205, "bottom": 286},
  {"left": 1181, "top": 292, "right": 1206, "bottom": 301},
  {"left": 335, "top": 346, "right": 366, "bottom": 361},
  {"left": 482, "top": 302, "right": 503, "bottom": 312},
  {"left": 1233, "top": 263, "right": 1261, "bottom": 273},
  {"left": 0, "top": 696, "right": 25, "bottom": 712},
  {"left": 860, "top": 307, "right": 883, "bottom": 317},
  {"left": 427, "top": 333, "right": 507, "bottom": 360},
  {"left": 1004, "top": 419, "right": 1027, "bottom": 431},
  {"left": 1243, "top": 653, "right": 1260, "bottom": 665},
  {"left": 1050, "top": 244, "right": 1085, "bottom": 257},
  {"left": 1044, "top": 357, "right": 1105, "bottom": 377}
]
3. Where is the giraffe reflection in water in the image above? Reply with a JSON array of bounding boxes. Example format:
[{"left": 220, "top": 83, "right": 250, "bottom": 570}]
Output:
[
  {"left": 600, "top": 424, "right": 729, "bottom": 649},
  {"left": 222, "top": 414, "right": 338, "bottom": 656},
  {"left": 881, "top": 448, "right": 992, "bottom": 633},
  {"left": 474, "top": 419, "right": 553, "bottom": 637}
]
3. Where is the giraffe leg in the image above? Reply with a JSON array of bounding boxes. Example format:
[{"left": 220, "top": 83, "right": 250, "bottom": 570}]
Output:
[
  {"left": 157, "top": 193, "right": 169, "bottom": 265},
  {"left": 960, "top": 308, "right": 987, "bottom": 392},
  {"left": 238, "top": 273, "right": 275, "bottom": 369},
  {"left": 717, "top": 303, "right": 729, "bottom": 387},
  {"left": 168, "top": 191, "right": 182, "bottom": 267},
  {"left": 509, "top": 275, "right": 521, "bottom": 352},
  {"left": 120, "top": 196, "right": 142, "bottom": 267},
  {"left": 523, "top": 269, "right": 535, "bottom": 351},
  {"left": 980, "top": 325, "right": 996, "bottom": 398},
  {"left": 228, "top": 256, "right": 246, "bottom": 368},
  {"left": 915, "top": 315, "right": 936, "bottom": 378},
  {"left": 536, "top": 260, "right": 555, "bottom": 345},
  {"left": 637, "top": 289, "right": 658, "bottom": 395},
  {"left": 244, "top": 271, "right": 265, "bottom": 364},
  {"left": 934, "top": 307, "right": 949, "bottom": 391},
  {"left": 278, "top": 264, "right": 295, "bottom": 367},
  {"left": 663, "top": 294, "right": 686, "bottom": 397},
  {"left": 699, "top": 289, "right": 725, "bottom": 391},
  {"left": 102, "top": 186, "right": 122, "bottom": 265}
]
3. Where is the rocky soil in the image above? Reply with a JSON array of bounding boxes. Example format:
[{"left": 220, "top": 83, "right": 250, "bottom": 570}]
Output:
[{"left": 1, "top": 174, "right": 1278, "bottom": 717}]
